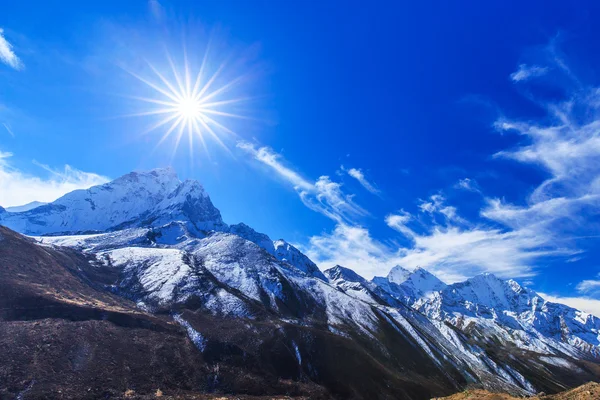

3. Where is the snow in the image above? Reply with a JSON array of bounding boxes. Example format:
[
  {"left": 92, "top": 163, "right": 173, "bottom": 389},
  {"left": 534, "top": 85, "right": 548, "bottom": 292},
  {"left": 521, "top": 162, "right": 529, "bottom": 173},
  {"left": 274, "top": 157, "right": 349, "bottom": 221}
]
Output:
[
  {"left": 324, "top": 265, "right": 380, "bottom": 304},
  {"left": 173, "top": 314, "right": 207, "bottom": 352},
  {"left": 5, "top": 201, "right": 46, "bottom": 213},
  {"left": 5, "top": 166, "right": 600, "bottom": 394},
  {"left": 229, "top": 223, "right": 275, "bottom": 254},
  {"left": 0, "top": 168, "right": 225, "bottom": 235},
  {"left": 102, "top": 247, "right": 190, "bottom": 305},
  {"left": 291, "top": 340, "right": 302, "bottom": 365},
  {"left": 274, "top": 239, "right": 327, "bottom": 280},
  {"left": 539, "top": 356, "right": 578, "bottom": 370},
  {"left": 373, "top": 266, "right": 446, "bottom": 306},
  {"left": 413, "top": 271, "right": 600, "bottom": 360},
  {"left": 386, "top": 265, "right": 413, "bottom": 284}
]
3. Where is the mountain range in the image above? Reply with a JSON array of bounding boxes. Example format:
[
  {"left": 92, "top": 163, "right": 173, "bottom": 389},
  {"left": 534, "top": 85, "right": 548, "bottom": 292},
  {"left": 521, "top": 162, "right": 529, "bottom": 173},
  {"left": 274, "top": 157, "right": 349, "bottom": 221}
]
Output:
[{"left": 1, "top": 168, "right": 600, "bottom": 399}]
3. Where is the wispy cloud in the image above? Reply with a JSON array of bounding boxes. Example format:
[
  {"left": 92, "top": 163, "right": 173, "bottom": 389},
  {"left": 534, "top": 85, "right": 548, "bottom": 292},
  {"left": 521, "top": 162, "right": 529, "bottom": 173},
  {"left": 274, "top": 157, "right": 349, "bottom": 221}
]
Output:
[
  {"left": 455, "top": 177, "right": 480, "bottom": 192},
  {"left": 341, "top": 166, "right": 380, "bottom": 194},
  {"left": 576, "top": 278, "right": 600, "bottom": 296},
  {"left": 0, "top": 151, "right": 109, "bottom": 208},
  {"left": 2, "top": 123, "right": 14, "bottom": 137},
  {"left": 385, "top": 211, "right": 415, "bottom": 239},
  {"left": 148, "top": 0, "right": 165, "bottom": 21},
  {"left": 538, "top": 292, "right": 600, "bottom": 317},
  {"left": 510, "top": 64, "right": 548, "bottom": 82},
  {"left": 304, "top": 223, "right": 396, "bottom": 279},
  {"left": 306, "top": 41, "right": 600, "bottom": 284},
  {"left": 238, "top": 142, "right": 367, "bottom": 223},
  {"left": 0, "top": 28, "right": 23, "bottom": 70}
]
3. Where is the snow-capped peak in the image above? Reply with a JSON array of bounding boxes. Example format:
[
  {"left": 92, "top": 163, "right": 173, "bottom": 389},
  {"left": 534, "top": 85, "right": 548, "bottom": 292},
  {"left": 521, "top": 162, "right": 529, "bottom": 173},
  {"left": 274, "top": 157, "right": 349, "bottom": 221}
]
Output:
[
  {"left": 4, "top": 201, "right": 47, "bottom": 213},
  {"left": 373, "top": 265, "right": 447, "bottom": 305},
  {"left": 324, "top": 265, "right": 367, "bottom": 284},
  {"left": 229, "top": 223, "right": 275, "bottom": 254},
  {"left": 444, "top": 272, "right": 534, "bottom": 311},
  {"left": 386, "top": 265, "right": 412, "bottom": 284},
  {"left": 0, "top": 168, "right": 224, "bottom": 235},
  {"left": 273, "top": 239, "right": 327, "bottom": 281}
]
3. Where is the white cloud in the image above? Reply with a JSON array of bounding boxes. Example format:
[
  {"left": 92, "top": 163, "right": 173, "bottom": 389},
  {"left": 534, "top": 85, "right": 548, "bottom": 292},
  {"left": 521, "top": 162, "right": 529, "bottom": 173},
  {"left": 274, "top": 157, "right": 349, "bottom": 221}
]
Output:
[
  {"left": 385, "top": 211, "right": 415, "bottom": 239},
  {"left": 238, "top": 142, "right": 367, "bottom": 223},
  {"left": 538, "top": 292, "right": 600, "bottom": 317},
  {"left": 418, "top": 194, "right": 466, "bottom": 224},
  {"left": 0, "top": 28, "right": 23, "bottom": 70},
  {"left": 304, "top": 223, "right": 397, "bottom": 279},
  {"left": 576, "top": 279, "right": 600, "bottom": 295},
  {"left": 455, "top": 177, "right": 479, "bottom": 192},
  {"left": 0, "top": 151, "right": 109, "bottom": 208},
  {"left": 306, "top": 69, "right": 599, "bottom": 282},
  {"left": 342, "top": 166, "right": 380, "bottom": 194},
  {"left": 510, "top": 64, "right": 548, "bottom": 82},
  {"left": 243, "top": 43, "right": 600, "bottom": 294}
]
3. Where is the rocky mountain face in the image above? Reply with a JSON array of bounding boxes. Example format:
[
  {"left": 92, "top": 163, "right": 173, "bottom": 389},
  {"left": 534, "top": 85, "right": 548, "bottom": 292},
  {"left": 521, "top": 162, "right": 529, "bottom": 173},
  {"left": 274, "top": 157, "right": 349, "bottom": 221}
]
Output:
[{"left": 2, "top": 168, "right": 600, "bottom": 400}]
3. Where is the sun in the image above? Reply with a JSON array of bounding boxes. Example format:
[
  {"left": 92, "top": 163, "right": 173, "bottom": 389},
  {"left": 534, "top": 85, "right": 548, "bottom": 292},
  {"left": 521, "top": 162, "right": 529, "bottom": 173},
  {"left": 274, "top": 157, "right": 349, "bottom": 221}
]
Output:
[
  {"left": 177, "top": 96, "right": 201, "bottom": 120},
  {"left": 123, "top": 47, "right": 252, "bottom": 157}
]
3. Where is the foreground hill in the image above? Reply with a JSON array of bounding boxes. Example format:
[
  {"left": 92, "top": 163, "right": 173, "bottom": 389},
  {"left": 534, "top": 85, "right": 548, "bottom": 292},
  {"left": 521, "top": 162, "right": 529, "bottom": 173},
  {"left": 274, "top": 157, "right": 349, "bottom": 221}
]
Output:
[
  {"left": 2, "top": 168, "right": 600, "bottom": 399},
  {"left": 434, "top": 382, "right": 600, "bottom": 399}
]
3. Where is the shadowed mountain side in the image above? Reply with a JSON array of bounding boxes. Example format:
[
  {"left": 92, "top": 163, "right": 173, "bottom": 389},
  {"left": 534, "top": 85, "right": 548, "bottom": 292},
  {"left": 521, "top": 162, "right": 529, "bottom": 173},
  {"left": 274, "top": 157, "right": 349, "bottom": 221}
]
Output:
[{"left": 0, "top": 227, "right": 465, "bottom": 400}]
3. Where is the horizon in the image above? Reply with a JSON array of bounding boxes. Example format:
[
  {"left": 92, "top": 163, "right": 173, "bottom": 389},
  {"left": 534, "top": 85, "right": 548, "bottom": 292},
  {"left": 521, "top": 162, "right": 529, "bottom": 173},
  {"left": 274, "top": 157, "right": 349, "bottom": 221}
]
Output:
[{"left": 3, "top": 0, "right": 600, "bottom": 316}]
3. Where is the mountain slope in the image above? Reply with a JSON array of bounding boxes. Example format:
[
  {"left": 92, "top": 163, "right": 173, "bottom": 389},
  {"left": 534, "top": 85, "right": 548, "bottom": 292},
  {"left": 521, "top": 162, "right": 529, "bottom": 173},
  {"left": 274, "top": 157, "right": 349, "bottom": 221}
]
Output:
[
  {"left": 373, "top": 265, "right": 447, "bottom": 306},
  {"left": 4, "top": 201, "right": 47, "bottom": 213},
  {"left": 0, "top": 168, "right": 225, "bottom": 235},
  {"left": 1, "top": 226, "right": 469, "bottom": 399},
  {"left": 3, "top": 168, "right": 600, "bottom": 399},
  {"left": 416, "top": 273, "right": 600, "bottom": 358}
]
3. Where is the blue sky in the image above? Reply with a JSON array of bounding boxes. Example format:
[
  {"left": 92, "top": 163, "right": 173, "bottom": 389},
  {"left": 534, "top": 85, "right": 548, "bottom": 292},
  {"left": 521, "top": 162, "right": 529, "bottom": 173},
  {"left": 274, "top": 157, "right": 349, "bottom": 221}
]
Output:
[{"left": 2, "top": 1, "right": 600, "bottom": 312}]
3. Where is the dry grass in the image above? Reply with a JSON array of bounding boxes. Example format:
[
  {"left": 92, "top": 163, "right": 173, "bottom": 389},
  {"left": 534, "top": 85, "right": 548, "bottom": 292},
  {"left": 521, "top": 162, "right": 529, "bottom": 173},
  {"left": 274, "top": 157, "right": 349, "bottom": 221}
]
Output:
[{"left": 433, "top": 382, "right": 600, "bottom": 400}]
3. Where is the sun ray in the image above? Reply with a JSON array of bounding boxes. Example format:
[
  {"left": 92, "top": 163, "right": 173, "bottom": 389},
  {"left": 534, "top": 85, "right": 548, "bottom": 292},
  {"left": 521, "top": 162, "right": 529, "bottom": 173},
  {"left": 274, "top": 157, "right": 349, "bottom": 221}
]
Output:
[
  {"left": 197, "top": 109, "right": 253, "bottom": 120},
  {"left": 170, "top": 118, "right": 187, "bottom": 162},
  {"left": 191, "top": 38, "right": 213, "bottom": 99},
  {"left": 183, "top": 44, "right": 191, "bottom": 98},
  {"left": 140, "top": 113, "right": 181, "bottom": 136},
  {"left": 201, "top": 114, "right": 238, "bottom": 137},
  {"left": 123, "top": 67, "right": 181, "bottom": 104},
  {"left": 190, "top": 117, "right": 209, "bottom": 157},
  {"left": 197, "top": 116, "right": 232, "bottom": 155},
  {"left": 198, "top": 96, "right": 253, "bottom": 109},
  {"left": 155, "top": 115, "right": 185, "bottom": 147},
  {"left": 166, "top": 52, "right": 188, "bottom": 100},
  {"left": 194, "top": 61, "right": 227, "bottom": 101},
  {"left": 117, "top": 108, "right": 179, "bottom": 118},
  {"left": 126, "top": 44, "right": 253, "bottom": 160},
  {"left": 146, "top": 62, "right": 184, "bottom": 102},
  {"left": 121, "top": 95, "right": 179, "bottom": 107},
  {"left": 198, "top": 74, "right": 247, "bottom": 105}
]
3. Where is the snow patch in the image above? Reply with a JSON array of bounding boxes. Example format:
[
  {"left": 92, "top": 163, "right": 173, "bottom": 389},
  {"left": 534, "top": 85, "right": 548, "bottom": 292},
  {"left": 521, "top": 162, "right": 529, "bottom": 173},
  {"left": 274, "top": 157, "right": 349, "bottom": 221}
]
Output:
[{"left": 173, "top": 314, "right": 207, "bottom": 352}]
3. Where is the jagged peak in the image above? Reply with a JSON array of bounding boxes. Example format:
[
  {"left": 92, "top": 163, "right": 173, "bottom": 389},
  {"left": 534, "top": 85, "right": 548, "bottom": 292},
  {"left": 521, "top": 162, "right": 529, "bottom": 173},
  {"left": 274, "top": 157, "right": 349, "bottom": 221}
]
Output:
[
  {"left": 324, "top": 265, "right": 366, "bottom": 283},
  {"left": 411, "top": 267, "right": 443, "bottom": 279},
  {"left": 461, "top": 272, "right": 506, "bottom": 287},
  {"left": 229, "top": 223, "right": 274, "bottom": 254},
  {"left": 386, "top": 265, "right": 445, "bottom": 287},
  {"left": 112, "top": 167, "right": 179, "bottom": 185},
  {"left": 167, "top": 179, "right": 208, "bottom": 199},
  {"left": 387, "top": 265, "right": 412, "bottom": 284}
]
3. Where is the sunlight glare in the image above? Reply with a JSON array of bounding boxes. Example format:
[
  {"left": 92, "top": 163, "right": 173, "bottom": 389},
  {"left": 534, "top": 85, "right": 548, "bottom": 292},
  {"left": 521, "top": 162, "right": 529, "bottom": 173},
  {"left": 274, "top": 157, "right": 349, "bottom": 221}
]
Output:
[{"left": 124, "top": 46, "right": 253, "bottom": 159}]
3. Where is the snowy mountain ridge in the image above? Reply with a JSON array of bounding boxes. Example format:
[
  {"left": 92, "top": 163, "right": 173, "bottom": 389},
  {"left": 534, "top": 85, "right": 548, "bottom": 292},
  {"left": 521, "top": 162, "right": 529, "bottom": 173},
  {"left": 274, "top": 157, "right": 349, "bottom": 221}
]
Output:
[{"left": 4, "top": 167, "right": 600, "bottom": 396}]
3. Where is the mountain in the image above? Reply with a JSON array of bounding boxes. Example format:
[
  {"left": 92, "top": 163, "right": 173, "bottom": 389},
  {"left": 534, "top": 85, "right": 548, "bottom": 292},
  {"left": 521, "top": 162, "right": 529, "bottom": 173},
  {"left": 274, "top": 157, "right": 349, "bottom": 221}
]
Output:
[
  {"left": 0, "top": 167, "right": 224, "bottom": 236},
  {"left": 274, "top": 239, "right": 328, "bottom": 280},
  {"left": 372, "top": 265, "right": 447, "bottom": 305},
  {"left": 2, "top": 168, "right": 600, "bottom": 399},
  {"left": 4, "top": 200, "right": 47, "bottom": 212},
  {"left": 416, "top": 273, "right": 600, "bottom": 357}
]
